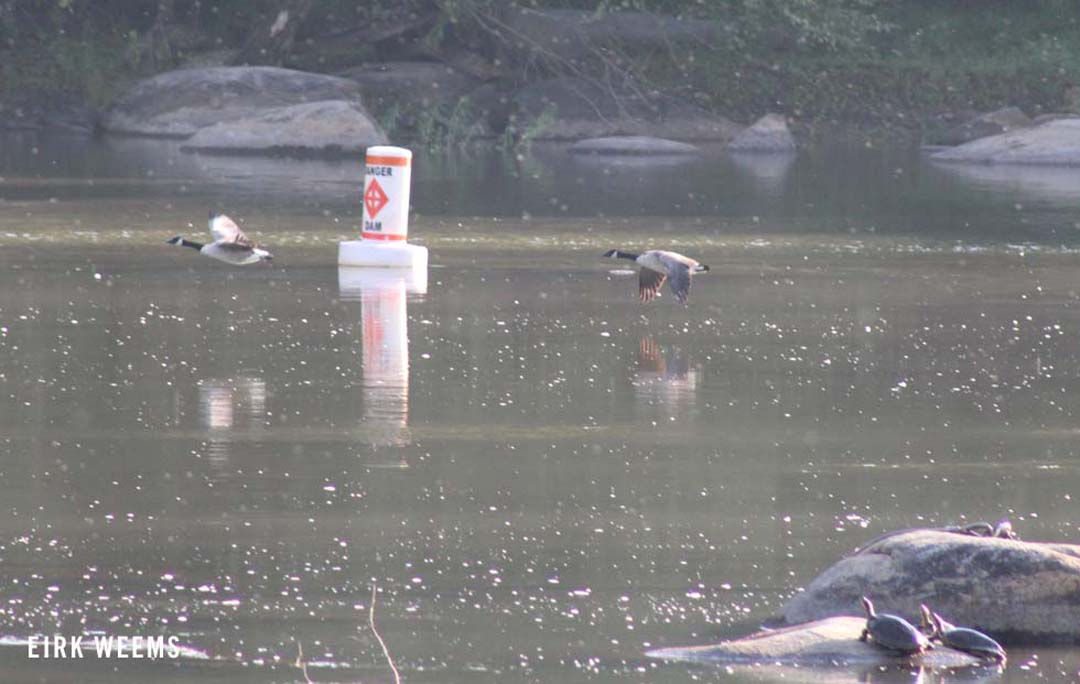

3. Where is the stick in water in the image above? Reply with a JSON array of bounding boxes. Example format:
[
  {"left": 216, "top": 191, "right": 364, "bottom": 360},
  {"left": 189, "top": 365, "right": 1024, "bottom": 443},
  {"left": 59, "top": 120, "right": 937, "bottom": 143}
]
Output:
[
  {"left": 295, "top": 641, "right": 313, "bottom": 684},
  {"left": 370, "top": 583, "right": 401, "bottom": 684}
]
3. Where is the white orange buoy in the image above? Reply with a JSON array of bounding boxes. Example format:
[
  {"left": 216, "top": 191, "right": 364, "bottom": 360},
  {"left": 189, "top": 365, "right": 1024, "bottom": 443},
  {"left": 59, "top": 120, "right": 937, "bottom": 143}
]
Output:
[{"left": 338, "top": 146, "right": 429, "bottom": 268}]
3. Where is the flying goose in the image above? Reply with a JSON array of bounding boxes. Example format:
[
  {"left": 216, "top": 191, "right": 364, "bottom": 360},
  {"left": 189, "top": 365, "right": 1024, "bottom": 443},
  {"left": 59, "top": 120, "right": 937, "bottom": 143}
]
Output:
[
  {"left": 167, "top": 212, "right": 273, "bottom": 265},
  {"left": 603, "top": 249, "right": 709, "bottom": 304}
]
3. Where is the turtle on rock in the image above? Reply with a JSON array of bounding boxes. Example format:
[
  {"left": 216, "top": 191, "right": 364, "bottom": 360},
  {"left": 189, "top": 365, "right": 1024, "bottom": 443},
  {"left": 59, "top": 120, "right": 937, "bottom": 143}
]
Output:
[
  {"left": 920, "top": 605, "right": 1006, "bottom": 664},
  {"left": 859, "top": 597, "right": 933, "bottom": 655}
]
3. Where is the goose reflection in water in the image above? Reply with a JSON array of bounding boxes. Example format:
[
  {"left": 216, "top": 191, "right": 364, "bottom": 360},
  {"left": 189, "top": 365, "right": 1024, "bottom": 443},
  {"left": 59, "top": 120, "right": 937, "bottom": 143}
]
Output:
[
  {"left": 197, "top": 376, "right": 268, "bottom": 471},
  {"left": 632, "top": 337, "right": 699, "bottom": 418}
]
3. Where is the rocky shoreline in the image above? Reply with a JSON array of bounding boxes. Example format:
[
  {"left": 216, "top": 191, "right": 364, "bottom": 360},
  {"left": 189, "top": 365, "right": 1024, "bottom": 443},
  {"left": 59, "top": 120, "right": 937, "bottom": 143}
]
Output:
[
  {"left": 10, "top": 59, "right": 1079, "bottom": 166},
  {"left": 1, "top": 62, "right": 801, "bottom": 159},
  {"left": 0, "top": 5, "right": 939, "bottom": 154},
  {"left": 3, "top": 5, "right": 1079, "bottom": 161}
]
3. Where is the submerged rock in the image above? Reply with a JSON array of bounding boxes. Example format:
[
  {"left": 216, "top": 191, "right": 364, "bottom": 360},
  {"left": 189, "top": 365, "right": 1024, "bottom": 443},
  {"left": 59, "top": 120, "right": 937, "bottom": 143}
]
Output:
[
  {"left": 781, "top": 529, "right": 1080, "bottom": 643},
  {"left": 727, "top": 113, "right": 796, "bottom": 153},
  {"left": 931, "top": 117, "right": 1080, "bottom": 165},
  {"left": 102, "top": 66, "right": 366, "bottom": 138},
  {"left": 180, "top": 100, "right": 385, "bottom": 156},
  {"left": 647, "top": 616, "right": 979, "bottom": 668},
  {"left": 568, "top": 136, "right": 699, "bottom": 155}
]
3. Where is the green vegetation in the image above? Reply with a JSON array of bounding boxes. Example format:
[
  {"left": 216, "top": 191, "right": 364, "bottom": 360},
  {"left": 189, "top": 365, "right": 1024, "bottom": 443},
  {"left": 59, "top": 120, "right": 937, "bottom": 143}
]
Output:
[
  {"left": 0, "top": 21, "right": 139, "bottom": 107},
  {"left": 686, "top": 3, "right": 1080, "bottom": 125},
  {"left": 413, "top": 97, "right": 480, "bottom": 150},
  {"left": 4, "top": 1, "right": 1080, "bottom": 139}
]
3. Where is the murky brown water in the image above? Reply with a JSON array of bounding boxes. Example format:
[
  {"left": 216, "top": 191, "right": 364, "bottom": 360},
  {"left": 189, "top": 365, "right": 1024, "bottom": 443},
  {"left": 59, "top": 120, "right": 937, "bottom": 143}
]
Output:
[{"left": 1, "top": 133, "right": 1080, "bottom": 682}]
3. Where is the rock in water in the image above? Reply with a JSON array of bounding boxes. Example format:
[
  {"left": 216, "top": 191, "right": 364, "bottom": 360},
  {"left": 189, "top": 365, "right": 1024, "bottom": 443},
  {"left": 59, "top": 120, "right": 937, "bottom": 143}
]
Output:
[
  {"left": 728, "top": 113, "right": 796, "bottom": 153},
  {"left": 646, "top": 616, "right": 978, "bottom": 668},
  {"left": 931, "top": 117, "right": 1080, "bottom": 165},
  {"left": 781, "top": 529, "right": 1080, "bottom": 644}
]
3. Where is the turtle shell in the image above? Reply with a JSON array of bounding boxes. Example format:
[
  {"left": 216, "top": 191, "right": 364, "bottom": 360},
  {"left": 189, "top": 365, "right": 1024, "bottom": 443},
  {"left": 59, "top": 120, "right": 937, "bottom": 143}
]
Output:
[
  {"left": 940, "top": 626, "right": 1006, "bottom": 662},
  {"left": 868, "top": 614, "right": 930, "bottom": 653}
]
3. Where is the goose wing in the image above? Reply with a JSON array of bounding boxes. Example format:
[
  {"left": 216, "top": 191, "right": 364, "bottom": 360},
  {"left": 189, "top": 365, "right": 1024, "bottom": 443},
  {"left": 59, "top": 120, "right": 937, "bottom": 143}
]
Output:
[
  {"left": 209, "top": 213, "right": 254, "bottom": 247},
  {"left": 639, "top": 268, "right": 666, "bottom": 303},
  {"left": 664, "top": 259, "right": 693, "bottom": 304}
]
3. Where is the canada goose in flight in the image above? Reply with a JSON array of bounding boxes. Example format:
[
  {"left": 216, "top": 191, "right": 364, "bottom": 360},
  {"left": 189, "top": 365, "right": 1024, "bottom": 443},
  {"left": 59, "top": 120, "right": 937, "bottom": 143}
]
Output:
[
  {"left": 166, "top": 212, "right": 273, "bottom": 265},
  {"left": 603, "top": 249, "right": 709, "bottom": 304}
]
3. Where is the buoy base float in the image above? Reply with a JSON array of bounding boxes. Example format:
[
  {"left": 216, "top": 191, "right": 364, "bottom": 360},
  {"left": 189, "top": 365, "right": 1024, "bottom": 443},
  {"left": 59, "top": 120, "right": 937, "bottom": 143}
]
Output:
[
  {"left": 338, "top": 240, "right": 428, "bottom": 269},
  {"left": 337, "top": 262, "right": 428, "bottom": 297}
]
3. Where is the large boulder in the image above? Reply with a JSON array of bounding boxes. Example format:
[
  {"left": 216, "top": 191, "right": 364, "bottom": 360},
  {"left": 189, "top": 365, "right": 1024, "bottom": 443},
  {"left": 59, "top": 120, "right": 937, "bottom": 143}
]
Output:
[
  {"left": 647, "top": 616, "right": 979, "bottom": 668},
  {"left": 511, "top": 77, "right": 741, "bottom": 141},
  {"left": 935, "top": 106, "right": 1032, "bottom": 146},
  {"left": 179, "top": 100, "right": 385, "bottom": 156},
  {"left": 728, "top": 113, "right": 796, "bottom": 153},
  {"left": 931, "top": 117, "right": 1080, "bottom": 165},
  {"left": 782, "top": 529, "right": 1080, "bottom": 644},
  {"left": 102, "top": 66, "right": 366, "bottom": 138}
]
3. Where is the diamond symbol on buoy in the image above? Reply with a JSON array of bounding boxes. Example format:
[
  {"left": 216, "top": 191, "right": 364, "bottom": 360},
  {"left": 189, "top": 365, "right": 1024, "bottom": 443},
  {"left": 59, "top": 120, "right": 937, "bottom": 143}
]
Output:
[{"left": 364, "top": 178, "right": 389, "bottom": 218}]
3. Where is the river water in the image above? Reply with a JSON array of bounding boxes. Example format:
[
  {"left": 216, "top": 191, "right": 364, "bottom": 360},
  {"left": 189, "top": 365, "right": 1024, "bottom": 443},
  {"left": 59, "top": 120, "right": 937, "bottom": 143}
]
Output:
[{"left": 1, "top": 133, "right": 1079, "bottom": 683}]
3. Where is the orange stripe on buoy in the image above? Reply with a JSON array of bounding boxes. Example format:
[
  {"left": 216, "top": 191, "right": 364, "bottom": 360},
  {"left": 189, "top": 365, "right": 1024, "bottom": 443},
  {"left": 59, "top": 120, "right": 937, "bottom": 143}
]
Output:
[
  {"left": 365, "top": 155, "right": 410, "bottom": 167},
  {"left": 362, "top": 232, "right": 407, "bottom": 241}
]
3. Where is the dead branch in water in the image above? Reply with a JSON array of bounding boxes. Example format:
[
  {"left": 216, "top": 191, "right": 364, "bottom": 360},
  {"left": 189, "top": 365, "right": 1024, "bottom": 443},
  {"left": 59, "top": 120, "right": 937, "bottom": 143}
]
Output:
[
  {"left": 295, "top": 641, "right": 313, "bottom": 684},
  {"left": 370, "top": 583, "right": 401, "bottom": 684}
]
